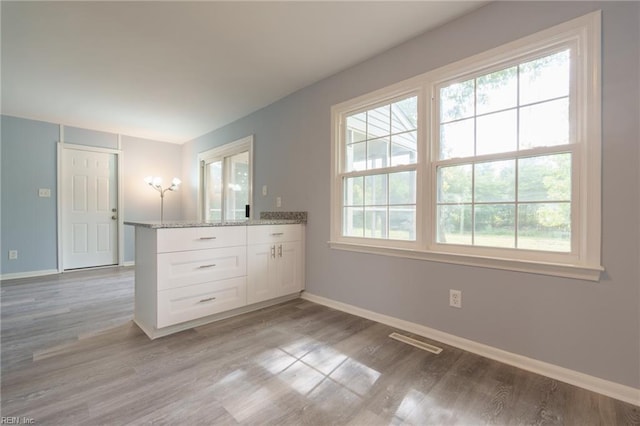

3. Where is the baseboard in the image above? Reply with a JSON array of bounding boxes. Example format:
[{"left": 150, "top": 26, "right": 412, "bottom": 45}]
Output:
[
  {"left": 301, "top": 292, "right": 640, "bottom": 407},
  {"left": 123, "top": 261, "right": 135, "bottom": 267},
  {"left": 0, "top": 269, "right": 59, "bottom": 281}
]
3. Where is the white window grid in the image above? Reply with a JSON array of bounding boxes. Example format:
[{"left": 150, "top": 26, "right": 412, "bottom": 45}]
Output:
[{"left": 329, "top": 11, "right": 601, "bottom": 280}]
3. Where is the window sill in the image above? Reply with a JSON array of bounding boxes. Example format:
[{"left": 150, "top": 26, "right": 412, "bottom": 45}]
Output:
[{"left": 328, "top": 241, "right": 603, "bottom": 281}]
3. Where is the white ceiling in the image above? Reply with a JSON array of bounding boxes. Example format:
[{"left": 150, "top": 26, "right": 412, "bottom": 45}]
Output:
[{"left": 1, "top": 1, "right": 484, "bottom": 144}]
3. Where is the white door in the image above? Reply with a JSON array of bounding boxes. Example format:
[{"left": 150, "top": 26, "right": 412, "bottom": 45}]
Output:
[{"left": 62, "top": 148, "right": 118, "bottom": 269}]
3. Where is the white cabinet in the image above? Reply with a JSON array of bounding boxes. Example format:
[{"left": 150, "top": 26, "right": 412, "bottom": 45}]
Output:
[
  {"left": 132, "top": 222, "right": 304, "bottom": 339},
  {"left": 247, "top": 225, "right": 303, "bottom": 304},
  {"left": 134, "top": 225, "right": 247, "bottom": 339}
]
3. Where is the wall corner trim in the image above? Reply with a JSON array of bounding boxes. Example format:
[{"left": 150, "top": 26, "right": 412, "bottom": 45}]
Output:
[{"left": 301, "top": 292, "right": 640, "bottom": 407}]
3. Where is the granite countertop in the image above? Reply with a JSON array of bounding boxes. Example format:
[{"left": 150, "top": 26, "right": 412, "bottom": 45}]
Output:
[
  {"left": 125, "top": 211, "right": 307, "bottom": 229},
  {"left": 124, "top": 219, "right": 302, "bottom": 229}
]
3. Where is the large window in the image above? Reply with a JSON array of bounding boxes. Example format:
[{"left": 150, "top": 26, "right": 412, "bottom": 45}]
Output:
[
  {"left": 198, "top": 136, "right": 253, "bottom": 222},
  {"left": 435, "top": 49, "right": 572, "bottom": 252},
  {"left": 330, "top": 12, "right": 602, "bottom": 280}
]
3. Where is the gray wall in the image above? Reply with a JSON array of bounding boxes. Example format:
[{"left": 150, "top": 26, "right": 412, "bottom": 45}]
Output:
[
  {"left": 1, "top": 116, "right": 59, "bottom": 274},
  {"left": 182, "top": 1, "right": 640, "bottom": 388},
  {"left": 121, "top": 134, "right": 183, "bottom": 260},
  {"left": 0, "top": 116, "right": 182, "bottom": 273}
]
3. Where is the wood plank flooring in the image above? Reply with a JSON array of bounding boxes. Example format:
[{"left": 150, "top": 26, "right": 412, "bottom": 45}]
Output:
[{"left": 1, "top": 268, "right": 639, "bottom": 425}]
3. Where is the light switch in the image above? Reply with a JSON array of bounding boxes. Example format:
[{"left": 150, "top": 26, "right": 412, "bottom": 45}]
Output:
[
  {"left": 38, "top": 188, "right": 51, "bottom": 198},
  {"left": 262, "top": 185, "right": 268, "bottom": 196}
]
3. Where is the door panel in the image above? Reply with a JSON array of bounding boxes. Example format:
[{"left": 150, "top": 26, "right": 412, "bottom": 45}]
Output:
[
  {"left": 97, "top": 176, "right": 110, "bottom": 211},
  {"left": 276, "top": 241, "right": 302, "bottom": 297},
  {"left": 247, "top": 243, "right": 274, "bottom": 304},
  {"left": 97, "top": 223, "right": 111, "bottom": 252},
  {"left": 63, "top": 148, "right": 118, "bottom": 269},
  {"left": 73, "top": 175, "right": 87, "bottom": 211},
  {"left": 72, "top": 223, "right": 88, "bottom": 253}
]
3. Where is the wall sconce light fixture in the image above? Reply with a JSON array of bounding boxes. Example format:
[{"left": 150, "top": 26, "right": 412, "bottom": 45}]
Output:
[{"left": 145, "top": 176, "right": 181, "bottom": 222}]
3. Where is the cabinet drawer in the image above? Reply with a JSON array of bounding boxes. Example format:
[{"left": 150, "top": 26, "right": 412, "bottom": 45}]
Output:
[
  {"left": 157, "top": 277, "right": 246, "bottom": 328},
  {"left": 247, "top": 224, "right": 301, "bottom": 245},
  {"left": 157, "top": 226, "right": 246, "bottom": 253},
  {"left": 157, "top": 246, "right": 246, "bottom": 291}
]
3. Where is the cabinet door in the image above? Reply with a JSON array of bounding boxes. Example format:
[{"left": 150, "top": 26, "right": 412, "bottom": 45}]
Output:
[
  {"left": 274, "top": 241, "right": 302, "bottom": 298},
  {"left": 247, "top": 243, "right": 276, "bottom": 304}
]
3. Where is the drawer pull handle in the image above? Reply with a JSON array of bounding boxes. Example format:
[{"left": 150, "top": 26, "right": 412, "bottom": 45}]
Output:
[
  {"left": 278, "top": 244, "right": 283, "bottom": 257},
  {"left": 199, "top": 297, "right": 216, "bottom": 303},
  {"left": 271, "top": 245, "right": 276, "bottom": 259},
  {"left": 199, "top": 236, "right": 217, "bottom": 240},
  {"left": 270, "top": 232, "right": 284, "bottom": 236},
  {"left": 198, "top": 264, "right": 216, "bottom": 269}
]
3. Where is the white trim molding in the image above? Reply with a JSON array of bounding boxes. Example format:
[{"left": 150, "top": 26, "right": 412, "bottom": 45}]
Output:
[
  {"left": 1, "top": 269, "right": 59, "bottom": 281},
  {"left": 329, "top": 241, "right": 603, "bottom": 281},
  {"left": 301, "top": 292, "right": 640, "bottom": 407}
]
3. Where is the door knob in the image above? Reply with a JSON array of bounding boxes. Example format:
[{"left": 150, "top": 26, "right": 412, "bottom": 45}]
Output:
[
  {"left": 111, "top": 215, "right": 117, "bottom": 220},
  {"left": 112, "top": 208, "right": 117, "bottom": 212}
]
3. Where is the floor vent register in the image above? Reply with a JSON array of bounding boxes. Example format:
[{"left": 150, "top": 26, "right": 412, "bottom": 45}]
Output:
[{"left": 389, "top": 332, "right": 443, "bottom": 354}]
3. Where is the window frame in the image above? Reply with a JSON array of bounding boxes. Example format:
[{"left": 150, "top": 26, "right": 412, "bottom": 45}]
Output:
[
  {"left": 197, "top": 135, "right": 254, "bottom": 222},
  {"left": 339, "top": 91, "right": 422, "bottom": 247},
  {"left": 428, "top": 45, "right": 579, "bottom": 266},
  {"left": 330, "top": 11, "right": 603, "bottom": 281}
]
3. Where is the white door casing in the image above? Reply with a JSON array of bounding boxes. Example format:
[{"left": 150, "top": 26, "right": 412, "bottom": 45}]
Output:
[{"left": 62, "top": 146, "right": 118, "bottom": 269}]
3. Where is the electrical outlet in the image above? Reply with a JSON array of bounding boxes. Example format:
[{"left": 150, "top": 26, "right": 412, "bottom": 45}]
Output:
[
  {"left": 38, "top": 188, "right": 51, "bottom": 198},
  {"left": 449, "top": 289, "right": 462, "bottom": 308},
  {"left": 276, "top": 196, "right": 282, "bottom": 208},
  {"left": 8, "top": 250, "right": 18, "bottom": 260},
  {"left": 262, "top": 185, "right": 268, "bottom": 196}
]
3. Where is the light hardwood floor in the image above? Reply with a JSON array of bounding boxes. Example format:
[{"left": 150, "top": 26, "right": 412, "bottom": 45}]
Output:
[{"left": 1, "top": 267, "right": 638, "bottom": 425}]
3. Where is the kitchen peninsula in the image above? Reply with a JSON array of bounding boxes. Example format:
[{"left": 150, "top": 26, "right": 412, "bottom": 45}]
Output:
[{"left": 125, "top": 212, "right": 306, "bottom": 339}]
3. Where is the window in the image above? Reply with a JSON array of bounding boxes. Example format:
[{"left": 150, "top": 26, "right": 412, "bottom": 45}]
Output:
[
  {"left": 198, "top": 136, "right": 253, "bottom": 222},
  {"left": 343, "top": 96, "right": 418, "bottom": 241},
  {"left": 435, "top": 49, "right": 572, "bottom": 252},
  {"left": 330, "top": 12, "right": 602, "bottom": 280}
]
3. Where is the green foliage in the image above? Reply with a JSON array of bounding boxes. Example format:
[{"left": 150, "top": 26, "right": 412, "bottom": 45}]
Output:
[{"left": 437, "top": 153, "right": 571, "bottom": 250}]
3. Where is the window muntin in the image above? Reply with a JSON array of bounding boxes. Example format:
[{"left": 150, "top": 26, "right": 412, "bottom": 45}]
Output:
[
  {"left": 434, "top": 49, "right": 573, "bottom": 253},
  {"left": 343, "top": 170, "right": 417, "bottom": 240},
  {"left": 345, "top": 96, "right": 417, "bottom": 173}
]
